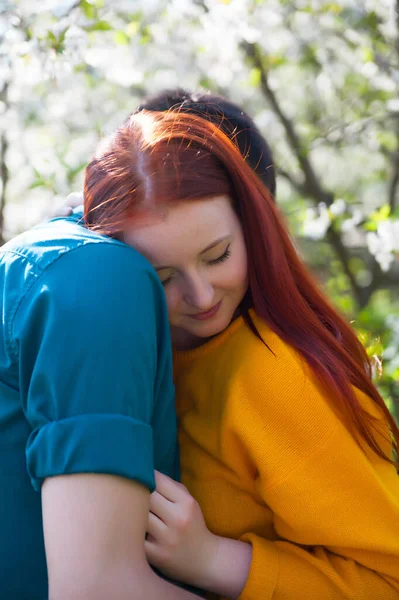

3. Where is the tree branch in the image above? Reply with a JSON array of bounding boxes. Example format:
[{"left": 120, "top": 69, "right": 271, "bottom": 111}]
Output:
[
  {"left": 0, "top": 132, "right": 9, "bottom": 247},
  {"left": 328, "top": 226, "right": 369, "bottom": 307},
  {"left": 0, "top": 83, "right": 9, "bottom": 246},
  {"left": 389, "top": 0, "right": 399, "bottom": 212},
  {"left": 276, "top": 167, "right": 306, "bottom": 196},
  {"left": 396, "top": 0, "right": 399, "bottom": 60},
  {"left": 241, "top": 42, "right": 372, "bottom": 306},
  {"left": 243, "top": 42, "right": 334, "bottom": 206},
  {"left": 389, "top": 138, "right": 399, "bottom": 212}
]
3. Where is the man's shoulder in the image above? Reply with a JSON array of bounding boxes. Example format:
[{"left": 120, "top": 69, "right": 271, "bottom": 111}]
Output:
[
  {"left": 0, "top": 215, "right": 149, "bottom": 276},
  {"left": 0, "top": 217, "right": 159, "bottom": 345}
]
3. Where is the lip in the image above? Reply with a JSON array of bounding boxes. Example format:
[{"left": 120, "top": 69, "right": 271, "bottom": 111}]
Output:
[{"left": 190, "top": 301, "right": 222, "bottom": 321}]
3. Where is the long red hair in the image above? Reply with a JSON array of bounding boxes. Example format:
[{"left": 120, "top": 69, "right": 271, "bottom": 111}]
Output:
[{"left": 84, "top": 110, "right": 398, "bottom": 465}]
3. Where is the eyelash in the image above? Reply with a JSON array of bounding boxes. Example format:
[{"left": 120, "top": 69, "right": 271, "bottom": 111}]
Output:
[
  {"left": 160, "top": 246, "right": 231, "bottom": 287},
  {"left": 161, "top": 276, "right": 173, "bottom": 287},
  {"left": 207, "top": 245, "right": 231, "bottom": 266}
]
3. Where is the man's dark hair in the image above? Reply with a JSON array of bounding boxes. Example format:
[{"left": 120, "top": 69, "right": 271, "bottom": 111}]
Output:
[{"left": 135, "top": 88, "right": 276, "bottom": 198}]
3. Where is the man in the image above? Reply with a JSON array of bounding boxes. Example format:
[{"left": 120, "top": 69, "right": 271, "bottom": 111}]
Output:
[{"left": 0, "top": 207, "right": 198, "bottom": 599}]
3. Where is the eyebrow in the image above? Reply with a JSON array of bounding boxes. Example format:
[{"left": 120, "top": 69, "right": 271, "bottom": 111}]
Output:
[
  {"left": 199, "top": 235, "right": 230, "bottom": 255},
  {"left": 154, "top": 235, "right": 230, "bottom": 272}
]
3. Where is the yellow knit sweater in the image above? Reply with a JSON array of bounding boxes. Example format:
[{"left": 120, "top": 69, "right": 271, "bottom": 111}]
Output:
[{"left": 173, "top": 312, "right": 399, "bottom": 600}]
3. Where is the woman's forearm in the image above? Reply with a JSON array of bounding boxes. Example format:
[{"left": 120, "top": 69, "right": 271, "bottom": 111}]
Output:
[{"left": 202, "top": 536, "right": 252, "bottom": 599}]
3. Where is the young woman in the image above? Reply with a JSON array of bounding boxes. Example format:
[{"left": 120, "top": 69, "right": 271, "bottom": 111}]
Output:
[{"left": 83, "top": 109, "right": 399, "bottom": 599}]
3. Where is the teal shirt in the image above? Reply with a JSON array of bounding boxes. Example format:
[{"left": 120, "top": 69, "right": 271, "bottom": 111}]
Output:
[{"left": 0, "top": 213, "right": 179, "bottom": 599}]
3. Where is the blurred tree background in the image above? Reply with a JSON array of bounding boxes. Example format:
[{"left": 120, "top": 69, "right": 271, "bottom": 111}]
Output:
[{"left": 1, "top": 0, "right": 398, "bottom": 418}]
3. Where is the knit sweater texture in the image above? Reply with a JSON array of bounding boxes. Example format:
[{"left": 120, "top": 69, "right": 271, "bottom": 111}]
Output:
[{"left": 174, "top": 312, "right": 399, "bottom": 600}]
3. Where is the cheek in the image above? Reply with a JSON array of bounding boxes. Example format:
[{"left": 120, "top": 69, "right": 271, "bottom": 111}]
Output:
[
  {"left": 231, "top": 243, "right": 248, "bottom": 291},
  {"left": 218, "top": 255, "right": 248, "bottom": 293},
  {"left": 163, "top": 286, "right": 182, "bottom": 321}
]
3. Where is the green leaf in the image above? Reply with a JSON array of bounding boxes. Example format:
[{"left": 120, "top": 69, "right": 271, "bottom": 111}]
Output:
[
  {"left": 139, "top": 26, "right": 152, "bottom": 45},
  {"left": 80, "top": 0, "right": 96, "bottom": 19},
  {"left": 25, "top": 26, "right": 33, "bottom": 41},
  {"left": 47, "top": 31, "right": 57, "bottom": 44},
  {"left": 46, "top": 28, "right": 69, "bottom": 53},
  {"left": 126, "top": 21, "right": 139, "bottom": 36},
  {"left": 58, "top": 28, "right": 68, "bottom": 44},
  {"left": 360, "top": 10, "right": 381, "bottom": 32},
  {"left": 114, "top": 31, "right": 129, "bottom": 45},
  {"left": 263, "top": 55, "right": 287, "bottom": 69},
  {"left": 380, "top": 204, "right": 391, "bottom": 219},
  {"left": 376, "top": 131, "right": 397, "bottom": 153},
  {"left": 84, "top": 20, "right": 112, "bottom": 32},
  {"left": 366, "top": 204, "right": 391, "bottom": 230},
  {"left": 360, "top": 47, "right": 374, "bottom": 62},
  {"left": 74, "top": 63, "right": 89, "bottom": 74},
  {"left": 364, "top": 221, "right": 377, "bottom": 232},
  {"left": 321, "top": 3, "right": 342, "bottom": 14},
  {"left": 249, "top": 67, "right": 261, "bottom": 87},
  {"left": 300, "top": 44, "right": 320, "bottom": 70},
  {"left": 199, "top": 77, "right": 213, "bottom": 89},
  {"left": 30, "top": 180, "right": 45, "bottom": 189}
]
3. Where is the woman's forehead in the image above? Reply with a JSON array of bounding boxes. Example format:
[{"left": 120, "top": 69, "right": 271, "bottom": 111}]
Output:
[{"left": 124, "top": 195, "right": 238, "bottom": 262}]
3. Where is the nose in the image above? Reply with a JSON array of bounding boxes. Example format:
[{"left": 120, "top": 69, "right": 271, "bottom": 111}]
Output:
[{"left": 182, "top": 272, "right": 215, "bottom": 310}]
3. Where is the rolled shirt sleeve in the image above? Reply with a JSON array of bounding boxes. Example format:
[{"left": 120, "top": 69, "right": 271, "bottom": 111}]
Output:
[{"left": 12, "top": 242, "right": 168, "bottom": 492}]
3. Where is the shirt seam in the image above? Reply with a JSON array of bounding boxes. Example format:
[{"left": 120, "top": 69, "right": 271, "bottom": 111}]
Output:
[
  {"left": 2, "top": 251, "right": 44, "bottom": 361},
  {"left": 261, "top": 420, "right": 340, "bottom": 494},
  {"left": 29, "top": 412, "right": 155, "bottom": 427},
  {"left": 0, "top": 248, "right": 47, "bottom": 267}
]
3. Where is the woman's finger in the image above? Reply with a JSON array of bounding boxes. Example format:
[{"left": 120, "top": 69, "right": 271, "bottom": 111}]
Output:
[
  {"left": 149, "top": 490, "right": 175, "bottom": 523},
  {"left": 49, "top": 205, "right": 73, "bottom": 218},
  {"left": 65, "top": 192, "right": 84, "bottom": 207},
  {"left": 154, "top": 470, "right": 186, "bottom": 503},
  {"left": 147, "top": 511, "right": 168, "bottom": 541},
  {"left": 144, "top": 538, "right": 162, "bottom": 567}
]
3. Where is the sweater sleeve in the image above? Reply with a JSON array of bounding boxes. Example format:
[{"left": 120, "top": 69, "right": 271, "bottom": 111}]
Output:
[{"left": 234, "top": 335, "right": 399, "bottom": 600}]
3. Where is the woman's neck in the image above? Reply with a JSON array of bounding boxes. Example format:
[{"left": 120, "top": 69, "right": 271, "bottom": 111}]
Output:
[{"left": 171, "top": 326, "right": 209, "bottom": 351}]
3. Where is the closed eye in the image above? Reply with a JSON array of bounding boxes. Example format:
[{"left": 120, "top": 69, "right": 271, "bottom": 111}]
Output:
[
  {"left": 207, "top": 245, "right": 231, "bottom": 266},
  {"left": 158, "top": 270, "right": 175, "bottom": 287},
  {"left": 160, "top": 276, "right": 173, "bottom": 286}
]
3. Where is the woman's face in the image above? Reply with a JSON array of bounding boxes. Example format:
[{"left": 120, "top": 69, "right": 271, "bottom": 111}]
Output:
[{"left": 124, "top": 195, "right": 248, "bottom": 349}]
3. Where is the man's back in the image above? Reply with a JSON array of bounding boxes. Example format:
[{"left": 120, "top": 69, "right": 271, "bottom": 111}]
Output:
[{"left": 0, "top": 215, "right": 178, "bottom": 599}]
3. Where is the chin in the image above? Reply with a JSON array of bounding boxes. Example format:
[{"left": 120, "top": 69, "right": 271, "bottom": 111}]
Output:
[{"left": 189, "top": 312, "right": 233, "bottom": 339}]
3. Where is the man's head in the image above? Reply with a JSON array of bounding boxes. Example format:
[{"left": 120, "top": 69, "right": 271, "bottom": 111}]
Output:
[{"left": 135, "top": 88, "right": 276, "bottom": 198}]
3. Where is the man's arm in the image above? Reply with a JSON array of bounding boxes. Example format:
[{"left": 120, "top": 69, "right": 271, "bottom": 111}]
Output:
[
  {"left": 11, "top": 240, "right": 193, "bottom": 598},
  {"left": 43, "top": 473, "right": 199, "bottom": 600}
]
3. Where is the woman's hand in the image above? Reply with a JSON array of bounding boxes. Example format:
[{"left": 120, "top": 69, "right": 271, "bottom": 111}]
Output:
[
  {"left": 50, "top": 192, "right": 83, "bottom": 218},
  {"left": 145, "top": 472, "right": 252, "bottom": 598},
  {"left": 145, "top": 471, "right": 218, "bottom": 590}
]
